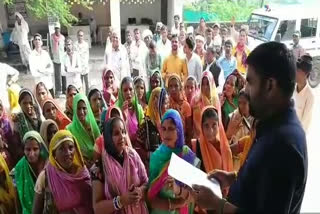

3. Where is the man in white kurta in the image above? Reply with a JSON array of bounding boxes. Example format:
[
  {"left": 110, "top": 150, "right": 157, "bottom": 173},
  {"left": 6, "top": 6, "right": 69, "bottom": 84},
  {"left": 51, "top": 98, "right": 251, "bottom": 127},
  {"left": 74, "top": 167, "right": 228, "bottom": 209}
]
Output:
[
  {"left": 62, "top": 38, "right": 82, "bottom": 90},
  {"left": 104, "top": 31, "right": 130, "bottom": 83},
  {"left": 293, "top": 55, "right": 315, "bottom": 133},
  {"left": 0, "top": 63, "right": 19, "bottom": 111},
  {"left": 10, "top": 12, "right": 31, "bottom": 66},
  {"left": 74, "top": 30, "right": 90, "bottom": 94},
  {"left": 29, "top": 33, "right": 54, "bottom": 95}
]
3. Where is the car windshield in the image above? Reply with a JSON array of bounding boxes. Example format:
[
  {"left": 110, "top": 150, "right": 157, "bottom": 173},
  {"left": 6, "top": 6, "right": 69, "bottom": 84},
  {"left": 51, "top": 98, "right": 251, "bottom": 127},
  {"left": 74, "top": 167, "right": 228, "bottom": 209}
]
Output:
[{"left": 248, "top": 14, "right": 278, "bottom": 42}]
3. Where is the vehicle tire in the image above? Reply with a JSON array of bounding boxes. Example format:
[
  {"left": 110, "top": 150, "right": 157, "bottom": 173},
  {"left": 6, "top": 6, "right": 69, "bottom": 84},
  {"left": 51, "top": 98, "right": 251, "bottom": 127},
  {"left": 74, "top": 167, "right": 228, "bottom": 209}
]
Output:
[{"left": 308, "top": 56, "right": 320, "bottom": 88}]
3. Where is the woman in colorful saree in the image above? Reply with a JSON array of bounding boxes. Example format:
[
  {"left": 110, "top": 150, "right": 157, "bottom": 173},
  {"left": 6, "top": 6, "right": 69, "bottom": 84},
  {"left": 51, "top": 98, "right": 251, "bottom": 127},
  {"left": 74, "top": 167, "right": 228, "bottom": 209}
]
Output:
[
  {"left": 184, "top": 76, "right": 198, "bottom": 105},
  {"left": 191, "top": 71, "right": 219, "bottom": 138},
  {"left": 32, "top": 130, "right": 94, "bottom": 214},
  {"left": 168, "top": 74, "right": 192, "bottom": 145},
  {"left": 134, "top": 76, "right": 148, "bottom": 112},
  {"left": 39, "top": 119, "right": 59, "bottom": 147},
  {"left": 64, "top": 85, "right": 79, "bottom": 121},
  {"left": 116, "top": 77, "right": 144, "bottom": 150},
  {"left": 146, "top": 70, "right": 163, "bottom": 103},
  {"left": 102, "top": 67, "right": 119, "bottom": 107},
  {"left": 41, "top": 98, "right": 71, "bottom": 130},
  {"left": 148, "top": 109, "right": 199, "bottom": 214},
  {"left": 92, "top": 117, "right": 149, "bottom": 214},
  {"left": 93, "top": 106, "right": 132, "bottom": 161},
  {"left": 136, "top": 87, "right": 169, "bottom": 170},
  {"left": 13, "top": 89, "right": 42, "bottom": 142},
  {"left": 87, "top": 86, "right": 107, "bottom": 129},
  {"left": 0, "top": 154, "right": 16, "bottom": 214},
  {"left": 14, "top": 131, "right": 48, "bottom": 214},
  {"left": 67, "top": 93, "right": 101, "bottom": 167}
]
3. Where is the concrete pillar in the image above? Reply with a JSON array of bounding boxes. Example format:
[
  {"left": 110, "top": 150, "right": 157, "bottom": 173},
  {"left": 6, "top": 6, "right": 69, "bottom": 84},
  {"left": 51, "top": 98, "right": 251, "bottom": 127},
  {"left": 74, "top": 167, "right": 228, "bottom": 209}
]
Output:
[
  {"left": 167, "top": 0, "right": 183, "bottom": 29},
  {"left": 109, "top": 0, "right": 121, "bottom": 39}
]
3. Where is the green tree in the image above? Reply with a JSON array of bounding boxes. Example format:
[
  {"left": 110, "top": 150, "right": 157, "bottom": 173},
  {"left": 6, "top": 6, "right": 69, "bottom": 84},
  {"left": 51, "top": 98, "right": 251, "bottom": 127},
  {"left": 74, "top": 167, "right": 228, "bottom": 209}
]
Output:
[{"left": 1, "top": 0, "right": 91, "bottom": 26}]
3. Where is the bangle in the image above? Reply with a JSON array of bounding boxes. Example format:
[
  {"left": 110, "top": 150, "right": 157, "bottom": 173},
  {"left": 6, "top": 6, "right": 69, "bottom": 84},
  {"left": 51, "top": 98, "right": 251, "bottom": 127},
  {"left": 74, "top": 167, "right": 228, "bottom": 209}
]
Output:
[
  {"left": 168, "top": 198, "right": 172, "bottom": 211},
  {"left": 219, "top": 198, "right": 228, "bottom": 214}
]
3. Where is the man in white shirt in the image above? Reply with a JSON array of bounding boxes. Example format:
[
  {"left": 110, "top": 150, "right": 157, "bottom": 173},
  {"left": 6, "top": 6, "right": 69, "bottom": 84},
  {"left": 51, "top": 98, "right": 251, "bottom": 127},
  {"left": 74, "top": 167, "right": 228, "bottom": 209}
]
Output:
[
  {"left": 293, "top": 54, "right": 315, "bottom": 133},
  {"left": 204, "top": 47, "right": 224, "bottom": 93},
  {"left": 184, "top": 36, "right": 202, "bottom": 83},
  {"left": 50, "top": 23, "right": 65, "bottom": 96},
  {"left": 171, "top": 15, "right": 180, "bottom": 36},
  {"left": 157, "top": 25, "right": 171, "bottom": 63},
  {"left": 74, "top": 30, "right": 90, "bottom": 94},
  {"left": 105, "top": 31, "right": 130, "bottom": 83},
  {"left": 62, "top": 38, "right": 82, "bottom": 90},
  {"left": 29, "top": 33, "right": 54, "bottom": 95},
  {"left": 0, "top": 63, "right": 19, "bottom": 111}
]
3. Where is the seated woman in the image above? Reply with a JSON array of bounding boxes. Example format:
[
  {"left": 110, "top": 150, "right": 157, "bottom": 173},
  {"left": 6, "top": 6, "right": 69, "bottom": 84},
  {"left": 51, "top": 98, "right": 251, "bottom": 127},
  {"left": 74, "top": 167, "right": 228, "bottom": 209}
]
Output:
[
  {"left": 39, "top": 119, "right": 59, "bottom": 147},
  {"left": 13, "top": 89, "right": 42, "bottom": 143},
  {"left": 93, "top": 106, "right": 131, "bottom": 161},
  {"left": 102, "top": 67, "right": 118, "bottom": 107},
  {"left": 64, "top": 85, "right": 79, "bottom": 121},
  {"left": 184, "top": 76, "right": 198, "bottom": 105},
  {"left": 14, "top": 131, "right": 48, "bottom": 214},
  {"left": 87, "top": 86, "right": 107, "bottom": 129},
  {"left": 33, "top": 130, "right": 94, "bottom": 214},
  {"left": 92, "top": 117, "right": 149, "bottom": 214},
  {"left": 67, "top": 93, "right": 101, "bottom": 167},
  {"left": 116, "top": 77, "right": 144, "bottom": 155},
  {"left": 34, "top": 82, "right": 53, "bottom": 106},
  {"left": 41, "top": 98, "right": 71, "bottom": 130},
  {"left": 148, "top": 109, "right": 199, "bottom": 214},
  {"left": 134, "top": 77, "right": 148, "bottom": 111},
  {"left": 168, "top": 74, "right": 192, "bottom": 145},
  {"left": 146, "top": 70, "right": 163, "bottom": 103},
  {"left": 136, "top": 87, "right": 169, "bottom": 169},
  {"left": 0, "top": 154, "right": 16, "bottom": 213},
  {"left": 192, "top": 71, "right": 219, "bottom": 138}
]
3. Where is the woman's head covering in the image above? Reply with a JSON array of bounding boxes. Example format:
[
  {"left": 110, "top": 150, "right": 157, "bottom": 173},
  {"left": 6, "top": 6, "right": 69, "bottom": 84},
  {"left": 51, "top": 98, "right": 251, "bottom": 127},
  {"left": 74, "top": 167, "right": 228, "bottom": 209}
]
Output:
[
  {"left": 7, "top": 83, "right": 21, "bottom": 113},
  {"left": 41, "top": 98, "right": 71, "bottom": 129},
  {"left": 116, "top": 77, "right": 144, "bottom": 124},
  {"left": 49, "top": 130, "right": 85, "bottom": 172},
  {"left": 40, "top": 119, "right": 59, "bottom": 147},
  {"left": 146, "top": 87, "right": 162, "bottom": 127},
  {"left": 67, "top": 93, "right": 100, "bottom": 160},
  {"left": 161, "top": 109, "right": 184, "bottom": 149},
  {"left": 103, "top": 117, "right": 127, "bottom": 163},
  {"left": 0, "top": 154, "right": 15, "bottom": 212},
  {"left": 133, "top": 76, "right": 147, "bottom": 104},
  {"left": 199, "top": 106, "right": 233, "bottom": 172},
  {"left": 23, "top": 130, "right": 49, "bottom": 159}
]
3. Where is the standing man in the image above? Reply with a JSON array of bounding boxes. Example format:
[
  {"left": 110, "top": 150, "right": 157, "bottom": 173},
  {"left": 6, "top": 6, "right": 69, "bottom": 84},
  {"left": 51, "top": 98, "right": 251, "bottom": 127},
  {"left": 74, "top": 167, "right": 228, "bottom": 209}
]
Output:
[
  {"left": 203, "top": 47, "right": 224, "bottom": 92},
  {"left": 217, "top": 40, "right": 237, "bottom": 79},
  {"left": 29, "top": 33, "right": 54, "bottom": 96},
  {"left": 50, "top": 23, "right": 65, "bottom": 96},
  {"left": 74, "top": 30, "right": 90, "bottom": 94},
  {"left": 193, "top": 42, "right": 308, "bottom": 214},
  {"left": 161, "top": 34, "right": 188, "bottom": 85},
  {"left": 292, "top": 31, "right": 305, "bottom": 61},
  {"left": 157, "top": 26, "right": 171, "bottom": 62},
  {"left": 293, "top": 54, "right": 315, "bottom": 133},
  {"left": 104, "top": 31, "right": 130, "bottom": 83},
  {"left": 10, "top": 12, "right": 31, "bottom": 67},
  {"left": 171, "top": 15, "right": 180, "bottom": 35},
  {"left": 184, "top": 36, "right": 203, "bottom": 83},
  {"left": 62, "top": 38, "right": 82, "bottom": 91}
]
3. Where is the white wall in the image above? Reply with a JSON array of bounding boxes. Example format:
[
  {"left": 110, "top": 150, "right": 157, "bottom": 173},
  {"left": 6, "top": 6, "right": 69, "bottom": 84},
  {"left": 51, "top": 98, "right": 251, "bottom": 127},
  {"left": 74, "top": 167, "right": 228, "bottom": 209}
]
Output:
[{"left": 120, "top": 1, "right": 161, "bottom": 26}]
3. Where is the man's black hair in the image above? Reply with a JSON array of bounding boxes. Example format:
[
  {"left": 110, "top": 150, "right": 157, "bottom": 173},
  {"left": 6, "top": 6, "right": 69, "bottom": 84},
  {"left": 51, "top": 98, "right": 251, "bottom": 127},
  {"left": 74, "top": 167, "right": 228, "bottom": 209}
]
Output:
[{"left": 246, "top": 42, "right": 296, "bottom": 98}]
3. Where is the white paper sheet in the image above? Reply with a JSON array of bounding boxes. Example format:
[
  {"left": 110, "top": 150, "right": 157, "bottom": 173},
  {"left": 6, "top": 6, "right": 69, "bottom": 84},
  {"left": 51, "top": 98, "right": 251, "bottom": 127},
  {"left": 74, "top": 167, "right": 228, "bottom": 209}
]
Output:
[{"left": 168, "top": 153, "right": 222, "bottom": 198}]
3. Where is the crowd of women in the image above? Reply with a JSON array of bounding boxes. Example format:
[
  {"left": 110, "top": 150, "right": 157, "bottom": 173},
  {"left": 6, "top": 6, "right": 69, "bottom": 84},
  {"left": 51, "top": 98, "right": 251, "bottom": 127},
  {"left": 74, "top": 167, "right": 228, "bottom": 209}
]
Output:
[{"left": 0, "top": 60, "right": 254, "bottom": 213}]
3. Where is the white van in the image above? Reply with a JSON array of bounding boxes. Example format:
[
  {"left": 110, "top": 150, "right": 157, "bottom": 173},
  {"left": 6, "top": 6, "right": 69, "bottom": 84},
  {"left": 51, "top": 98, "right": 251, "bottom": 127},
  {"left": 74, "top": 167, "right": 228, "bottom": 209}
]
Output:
[{"left": 247, "top": 5, "right": 320, "bottom": 87}]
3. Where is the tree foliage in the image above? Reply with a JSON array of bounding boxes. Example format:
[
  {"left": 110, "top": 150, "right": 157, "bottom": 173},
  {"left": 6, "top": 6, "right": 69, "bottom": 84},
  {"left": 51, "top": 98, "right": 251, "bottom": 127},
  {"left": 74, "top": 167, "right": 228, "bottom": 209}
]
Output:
[{"left": 1, "top": 0, "right": 91, "bottom": 27}]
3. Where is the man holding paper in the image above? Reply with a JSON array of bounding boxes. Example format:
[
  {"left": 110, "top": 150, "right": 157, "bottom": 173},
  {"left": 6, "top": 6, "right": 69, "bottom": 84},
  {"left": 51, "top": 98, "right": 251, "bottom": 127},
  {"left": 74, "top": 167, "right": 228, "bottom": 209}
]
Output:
[{"left": 193, "top": 42, "right": 308, "bottom": 214}]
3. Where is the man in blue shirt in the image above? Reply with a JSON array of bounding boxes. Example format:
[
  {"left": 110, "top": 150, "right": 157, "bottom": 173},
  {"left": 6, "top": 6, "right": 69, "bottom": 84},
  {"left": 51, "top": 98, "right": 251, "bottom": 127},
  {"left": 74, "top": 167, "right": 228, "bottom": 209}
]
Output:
[
  {"left": 193, "top": 42, "right": 308, "bottom": 214},
  {"left": 217, "top": 40, "right": 237, "bottom": 79}
]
